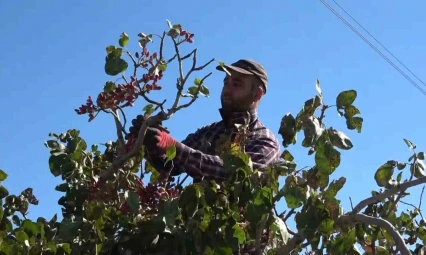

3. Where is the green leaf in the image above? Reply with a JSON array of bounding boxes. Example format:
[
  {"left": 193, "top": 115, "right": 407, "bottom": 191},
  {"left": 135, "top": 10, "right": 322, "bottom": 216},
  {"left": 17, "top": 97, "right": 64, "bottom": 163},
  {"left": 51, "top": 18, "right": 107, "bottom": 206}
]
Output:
[
  {"left": 0, "top": 169, "right": 7, "bottom": 181},
  {"left": 55, "top": 183, "right": 68, "bottom": 192},
  {"left": 179, "top": 184, "right": 203, "bottom": 219},
  {"left": 143, "top": 104, "right": 155, "bottom": 116},
  {"left": 48, "top": 153, "right": 67, "bottom": 177},
  {"left": 300, "top": 95, "right": 322, "bottom": 116},
  {"left": 45, "top": 140, "right": 62, "bottom": 151},
  {"left": 15, "top": 231, "right": 29, "bottom": 246},
  {"left": 375, "top": 246, "right": 390, "bottom": 255},
  {"left": 199, "top": 85, "right": 210, "bottom": 97},
  {"left": 320, "top": 219, "right": 335, "bottom": 235},
  {"left": 0, "top": 186, "right": 9, "bottom": 199},
  {"left": 315, "top": 79, "right": 322, "bottom": 96},
  {"left": 103, "top": 81, "right": 116, "bottom": 92},
  {"left": 12, "top": 215, "right": 20, "bottom": 226},
  {"left": 315, "top": 140, "right": 341, "bottom": 175},
  {"left": 336, "top": 89, "right": 357, "bottom": 108},
  {"left": 328, "top": 128, "right": 353, "bottom": 150},
  {"left": 118, "top": 32, "right": 129, "bottom": 47},
  {"left": 166, "top": 19, "right": 173, "bottom": 28},
  {"left": 22, "top": 219, "right": 40, "bottom": 236},
  {"left": 158, "top": 63, "right": 167, "bottom": 71},
  {"left": 418, "top": 152, "right": 425, "bottom": 160},
  {"left": 232, "top": 224, "right": 246, "bottom": 244},
  {"left": 280, "top": 177, "right": 308, "bottom": 209},
  {"left": 300, "top": 115, "right": 323, "bottom": 147},
  {"left": 278, "top": 113, "right": 297, "bottom": 148},
  {"left": 281, "top": 150, "right": 294, "bottom": 161},
  {"left": 219, "top": 61, "right": 231, "bottom": 76},
  {"left": 344, "top": 105, "right": 361, "bottom": 118},
  {"left": 323, "top": 177, "right": 346, "bottom": 200},
  {"left": 374, "top": 163, "right": 394, "bottom": 187},
  {"left": 187, "top": 86, "right": 198, "bottom": 97},
  {"left": 194, "top": 78, "right": 202, "bottom": 85},
  {"left": 271, "top": 215, "right": 290, "bottom": 244},
  {"left": 126, "top": 190, "right": 140, "bottom": 213},
  {"left": 149, "top": 169, "right": 161, "bottom": 184},
  {"left": 403, "top": 138, "right": 415, "bottom": 150},
  {"left": 85, "top": 201, "right": 104, "bottom": 221},
  {"left": 105, "top": 56, "right": 128, "bottom": 76},
  {"left": 396, "top": 172, "right": 403, "bottom": 182},
  {"left": 165, "top": 145, "right": 176, "bottom": 165},
  {"left": 397, "top": 162, "right": 406, "bottom": 170},
  {"left": 410, "top": 159, "right": 426, "bottom": 179},
  {"left": 54, "top": 220, "right": 82, "bottom": 242},
  {"left": 346, "top": 117, "right": 363, "bottom": 133}
]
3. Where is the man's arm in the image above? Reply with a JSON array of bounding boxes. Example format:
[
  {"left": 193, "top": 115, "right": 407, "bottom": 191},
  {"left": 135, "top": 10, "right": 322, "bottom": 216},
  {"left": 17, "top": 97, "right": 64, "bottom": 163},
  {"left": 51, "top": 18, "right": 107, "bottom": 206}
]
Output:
[
  {"left": 144, "top": 124, "right": 212, "bottom": 175},
  {"left": 171, "top": 135, "right": 280, "bottom": 181}
]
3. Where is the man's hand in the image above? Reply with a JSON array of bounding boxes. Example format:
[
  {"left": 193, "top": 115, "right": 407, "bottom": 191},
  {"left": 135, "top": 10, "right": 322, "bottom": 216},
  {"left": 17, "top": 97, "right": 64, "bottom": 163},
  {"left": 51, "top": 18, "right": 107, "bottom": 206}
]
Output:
[{"left": 143, "top": 127, "right": 177, "bottom": 154}]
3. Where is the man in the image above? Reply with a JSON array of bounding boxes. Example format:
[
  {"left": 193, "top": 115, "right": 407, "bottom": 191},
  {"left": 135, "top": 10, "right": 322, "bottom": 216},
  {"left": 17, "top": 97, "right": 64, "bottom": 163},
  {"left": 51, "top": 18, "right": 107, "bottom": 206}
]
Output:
[{"left": 143, "top": 59, "right": 281, "bottom": 182}]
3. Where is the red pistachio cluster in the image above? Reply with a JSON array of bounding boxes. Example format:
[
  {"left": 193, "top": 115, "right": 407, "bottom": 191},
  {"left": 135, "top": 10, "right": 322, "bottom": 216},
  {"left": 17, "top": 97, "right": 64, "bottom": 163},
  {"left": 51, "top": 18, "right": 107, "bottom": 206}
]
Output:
[
  {"left": 74, "top": 96, "right": 98, "bottom": 120},
  {"left": 119, "top": 179, "right": 179, "bottom": 214},
  {"left": 180, "top": 29, "right": 194, "bottom": 43}
]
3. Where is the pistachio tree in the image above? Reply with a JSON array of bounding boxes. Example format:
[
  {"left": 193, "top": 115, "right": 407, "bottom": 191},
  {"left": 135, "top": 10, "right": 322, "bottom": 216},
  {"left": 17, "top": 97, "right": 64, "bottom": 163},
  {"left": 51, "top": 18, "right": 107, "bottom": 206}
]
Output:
[{"left": 0, "top": 20, "right": 425, "bottom": 255}]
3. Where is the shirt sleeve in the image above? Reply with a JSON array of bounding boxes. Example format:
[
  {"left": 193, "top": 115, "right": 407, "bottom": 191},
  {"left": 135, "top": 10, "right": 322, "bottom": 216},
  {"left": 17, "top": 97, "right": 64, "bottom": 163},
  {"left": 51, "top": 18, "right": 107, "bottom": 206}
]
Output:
[
  {"left": 143, "top": 124, "right": 212, "bottom": 175},
  {"left": 172, "top": 134, "right": 280, "bottom": 181}
]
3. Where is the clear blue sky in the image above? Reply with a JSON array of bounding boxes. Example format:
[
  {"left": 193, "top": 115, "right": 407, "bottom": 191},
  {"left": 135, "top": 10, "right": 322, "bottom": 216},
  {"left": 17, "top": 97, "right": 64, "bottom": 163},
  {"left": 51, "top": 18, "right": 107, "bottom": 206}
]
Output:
[{"left": 1, "top": 0, "right": 425, "bottom": 230}]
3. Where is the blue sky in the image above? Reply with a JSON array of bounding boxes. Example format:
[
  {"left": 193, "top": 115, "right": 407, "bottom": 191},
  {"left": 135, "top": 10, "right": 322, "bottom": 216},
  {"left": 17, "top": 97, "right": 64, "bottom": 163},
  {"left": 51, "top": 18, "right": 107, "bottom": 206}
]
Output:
[{"left": 1, "top": 0, "right": 425, "bottom": 234}]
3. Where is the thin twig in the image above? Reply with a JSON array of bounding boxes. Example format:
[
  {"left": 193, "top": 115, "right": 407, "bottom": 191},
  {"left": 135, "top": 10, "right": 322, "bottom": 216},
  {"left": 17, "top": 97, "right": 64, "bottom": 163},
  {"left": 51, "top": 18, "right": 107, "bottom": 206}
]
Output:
[
  {"left": 283, "top": 208, "right": 295, "bottom": 222},
  {"left": 174, "top": 72, "right": 212, "bottom": 112},
  {"left": 116, "top": 106, "right": 128, "bottom": 135},
  {"left": 419, "top": 185, "right": 425, "bottom": 210},
  {"left": 140, "top": 92, "right": 166, "bottom": 112},
  {"left": 399, "top": 200, "right": 424, "bottom": 219},
  {"left": 159, "top": 32, "right": 166, "bottom": 60},
  {"left": 178, "top": 174, "right": 189, "bottom": 187},
  {"left": 109, "top": 109, "right": 125, "bottom": 147},
  {"left": 338, "top": 214, "right": 411, "bottom": 255},
  {"left": 125, "top": 50, "right": 139, "bottom": 77},
  {"left": 352, "top": 177, "right": 426, "bottom": 214}
]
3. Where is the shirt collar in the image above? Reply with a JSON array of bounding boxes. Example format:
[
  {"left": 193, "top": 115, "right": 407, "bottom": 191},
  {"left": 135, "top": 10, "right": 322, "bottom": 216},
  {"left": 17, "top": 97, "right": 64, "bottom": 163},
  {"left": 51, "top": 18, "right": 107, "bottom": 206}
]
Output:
[{"left": 219, "top": 108, "right": 258, "bottom": 128}]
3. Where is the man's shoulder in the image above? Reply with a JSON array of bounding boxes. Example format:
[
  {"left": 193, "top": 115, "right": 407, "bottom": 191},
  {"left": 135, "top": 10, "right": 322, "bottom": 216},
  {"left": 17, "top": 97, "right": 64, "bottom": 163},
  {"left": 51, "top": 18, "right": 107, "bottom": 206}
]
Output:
[
  {"left": 252, "top": 120, "right": 278, "bottom": 139},
  {"left": 193, "top": 120, "right": 224, "bottom": 133}
]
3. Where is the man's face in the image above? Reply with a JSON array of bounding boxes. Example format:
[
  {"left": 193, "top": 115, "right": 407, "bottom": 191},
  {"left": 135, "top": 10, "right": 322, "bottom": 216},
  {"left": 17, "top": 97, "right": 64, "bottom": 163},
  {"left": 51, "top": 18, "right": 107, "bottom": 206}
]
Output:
[{"left": 220, "top": 70, "right": 261, "bottom": 112}]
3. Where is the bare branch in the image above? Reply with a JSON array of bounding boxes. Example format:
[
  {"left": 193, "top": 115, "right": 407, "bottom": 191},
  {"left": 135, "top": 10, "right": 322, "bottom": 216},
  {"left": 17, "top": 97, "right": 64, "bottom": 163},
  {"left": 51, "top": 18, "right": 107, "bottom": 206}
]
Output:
[
  {"left": 177, "top": 174, "right": 189, "bottom": 188},
  {"left": 400, "top": 200, "right": 424, "bottom": 219},
  {"left": 159, "top": 31, "right": 166, "bottom": 60},
  {"left": 255, "top": 213, "right": 270, "bottom": 255},
  {"left": 419, "top": 185, "right": 425, "bottom": 210},
  {"left": 109, "top": 109, "right": 125, "bottom": 147},
  {"left": 174, "top": 72, "right": 212, "bottom": 112},
  {"left": 352, "top": 177, "right": 426, "bottom": 214},
  {"left": 275, "top": 231, "right": 305, "bottom": 254},
  {"left": 101, "top": 112, "right": 166, "bottom": 180},
  {"left": 283, "top": 208, "right": 295, "bottom": 222},
  {"left": 140, "top": 92, "right": 166, "bottom": 113},
  {"left": 338, "top": 214, "right": 411, "bottom": 255},
  {"left": 116, "top": 106, "right": 128, "bottom": 135},
  {"left": 125, "top": 50, "right": 139, "bottom": 77}
]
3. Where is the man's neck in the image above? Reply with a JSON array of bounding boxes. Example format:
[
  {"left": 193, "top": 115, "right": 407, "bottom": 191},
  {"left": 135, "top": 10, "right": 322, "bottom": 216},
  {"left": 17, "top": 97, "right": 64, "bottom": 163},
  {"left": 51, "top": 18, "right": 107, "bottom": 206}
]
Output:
[{"left": 219, "top": 108, "right": 258, "bottom": 128}]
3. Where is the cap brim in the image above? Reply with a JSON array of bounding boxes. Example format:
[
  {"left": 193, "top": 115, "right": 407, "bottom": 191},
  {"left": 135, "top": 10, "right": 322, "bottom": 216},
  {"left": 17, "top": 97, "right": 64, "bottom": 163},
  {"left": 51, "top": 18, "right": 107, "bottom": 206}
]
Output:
[{"left": 216, "top": 64, "right": 253, "bottom": 75}]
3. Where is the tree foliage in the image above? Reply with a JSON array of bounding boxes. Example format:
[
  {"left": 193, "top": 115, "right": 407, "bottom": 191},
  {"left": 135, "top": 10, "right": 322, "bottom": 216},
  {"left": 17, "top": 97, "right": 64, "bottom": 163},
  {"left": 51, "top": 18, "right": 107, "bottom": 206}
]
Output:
[{"left": 1, "top": 20, "right": 426, "bottom": 255}]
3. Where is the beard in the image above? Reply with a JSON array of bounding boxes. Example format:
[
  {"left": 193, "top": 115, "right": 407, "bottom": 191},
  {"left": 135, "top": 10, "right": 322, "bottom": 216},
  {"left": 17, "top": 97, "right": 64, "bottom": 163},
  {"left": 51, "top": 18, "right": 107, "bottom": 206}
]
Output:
[{"left": 220, "top": 94, "right": 254, "bottom": 112}]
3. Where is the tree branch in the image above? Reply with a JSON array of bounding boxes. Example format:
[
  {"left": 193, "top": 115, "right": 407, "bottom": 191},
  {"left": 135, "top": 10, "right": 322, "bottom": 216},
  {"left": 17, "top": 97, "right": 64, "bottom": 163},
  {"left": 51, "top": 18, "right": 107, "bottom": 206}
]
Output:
[
  {"left": 109, "top": 109, "right": 125, "bottom": 147},
  {"left": 337, "top": 214, "right": 411, "bottom": 255},
  {"left": 173, "top": 72, "right": 212, "bottom": 112},
  {"left": 352, "top": 177, "right": 426, "bottom": 214},
  {"left": 101, "top": 33, "right": 214, "bottom": 180}
]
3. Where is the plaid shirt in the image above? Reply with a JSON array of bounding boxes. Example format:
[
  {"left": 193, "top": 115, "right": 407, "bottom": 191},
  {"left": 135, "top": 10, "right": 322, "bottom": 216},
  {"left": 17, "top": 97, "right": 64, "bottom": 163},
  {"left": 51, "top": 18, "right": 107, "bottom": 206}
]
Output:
[{"left": 146, "top": 108, "right": 281, "bottom": 182}]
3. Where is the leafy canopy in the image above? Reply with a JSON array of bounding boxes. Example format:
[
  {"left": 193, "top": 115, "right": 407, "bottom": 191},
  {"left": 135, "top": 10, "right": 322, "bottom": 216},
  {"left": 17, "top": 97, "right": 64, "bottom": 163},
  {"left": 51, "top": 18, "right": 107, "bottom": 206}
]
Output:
[{"left": 0, "top": 21, "right": 425, "bottom": 255}]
